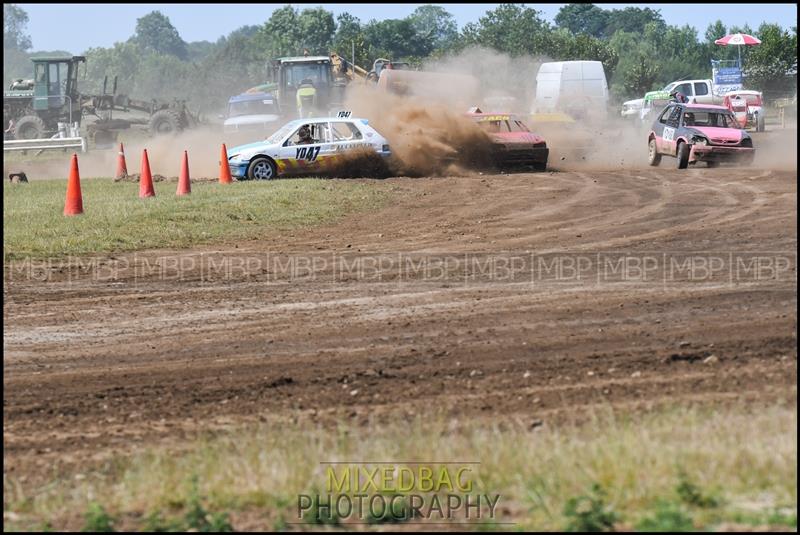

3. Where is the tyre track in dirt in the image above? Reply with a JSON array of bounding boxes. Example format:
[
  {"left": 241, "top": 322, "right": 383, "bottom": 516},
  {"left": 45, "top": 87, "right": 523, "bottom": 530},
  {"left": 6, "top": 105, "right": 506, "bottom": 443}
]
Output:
[{"left": 4, "top": 167, "right": 797, "bottom": 480}]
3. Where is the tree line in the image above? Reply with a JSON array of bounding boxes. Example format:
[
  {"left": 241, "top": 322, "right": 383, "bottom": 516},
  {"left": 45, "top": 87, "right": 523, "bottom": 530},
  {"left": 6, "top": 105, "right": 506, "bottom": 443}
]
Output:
[{"left": 4, "top": 3, "right": 797, "bottom": 113}]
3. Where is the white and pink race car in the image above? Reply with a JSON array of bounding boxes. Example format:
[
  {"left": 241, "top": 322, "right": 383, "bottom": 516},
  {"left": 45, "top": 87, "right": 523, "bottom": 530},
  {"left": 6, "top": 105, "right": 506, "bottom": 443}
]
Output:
[
  {"left": 723, "top": 90, "right": 766, "bottom": 132},
  {"left": 647, "top": 103, "right": 755, "bottom": 169}
]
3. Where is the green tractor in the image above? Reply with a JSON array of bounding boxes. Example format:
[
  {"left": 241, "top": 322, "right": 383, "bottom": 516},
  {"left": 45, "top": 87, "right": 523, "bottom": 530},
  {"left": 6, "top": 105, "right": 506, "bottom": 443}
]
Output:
[
  {"left": 4, "top": 55, "right": 203, "bottom": 144},
  {"left": 3, "top": 55, "right": 85, "bottom": 140},
  {"left": 267, "top": 54, "right": 347, "bottom": 120}
]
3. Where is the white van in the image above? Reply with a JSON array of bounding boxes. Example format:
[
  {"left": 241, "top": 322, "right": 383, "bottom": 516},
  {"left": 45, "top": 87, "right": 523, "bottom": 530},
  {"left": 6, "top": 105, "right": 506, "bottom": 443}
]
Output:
[{"left": 534, "top": 61, "right": 609, "bottom": 116}]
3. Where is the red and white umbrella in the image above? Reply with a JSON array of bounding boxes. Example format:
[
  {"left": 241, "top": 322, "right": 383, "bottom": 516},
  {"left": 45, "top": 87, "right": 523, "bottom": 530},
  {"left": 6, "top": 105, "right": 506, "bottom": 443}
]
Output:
[
  {"left": 714, "top": 33, "right": 762, "bottom": 46},
  {"left": 714, "top": 33, "right": 762, "bottom": 66}
]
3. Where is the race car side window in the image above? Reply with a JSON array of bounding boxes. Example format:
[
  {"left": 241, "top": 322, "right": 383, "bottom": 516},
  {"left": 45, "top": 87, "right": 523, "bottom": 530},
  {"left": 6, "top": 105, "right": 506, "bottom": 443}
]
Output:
[
  {"left": 666, "top": 106, "right": 682, "bottom": 128},
  {"left": 285, "top": 122, "right": 331, "bottom": 145},
  {"left": 330, "top": 121, "right": 362, "bottom": 141},
  {"left": 658, "top": 106, "right": 672, "bottom": 124},
  {"left": 312, "top": 122, "right": 331, "bottom": 144}
]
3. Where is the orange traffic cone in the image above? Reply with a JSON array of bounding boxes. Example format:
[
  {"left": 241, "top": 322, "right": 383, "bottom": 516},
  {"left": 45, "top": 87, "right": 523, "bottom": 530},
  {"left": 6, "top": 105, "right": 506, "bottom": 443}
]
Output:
[
  {"left": 64, "top": 153, "right": 83, "bottom": 216},
  {"left": 139, "top": 149, "right": 155, "bottom": 198},
  {"left": 219, "top": 143, "right": 233, "bottom": 184},
  {"left": 115, "top": 142, "right": 128, "bottom": 180},
  {"left": 177, "top": 150, "right": 191, "bottom": 196}
]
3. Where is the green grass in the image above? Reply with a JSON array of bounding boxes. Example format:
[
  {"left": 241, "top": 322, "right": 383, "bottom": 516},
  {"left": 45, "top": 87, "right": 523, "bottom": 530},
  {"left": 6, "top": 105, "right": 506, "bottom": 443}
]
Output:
[
  {"left": 3, "top": 402, "right": 796, "bottom": 531},
  {"left": 3, "top": 178, "right": 388, "bottom": 261}
]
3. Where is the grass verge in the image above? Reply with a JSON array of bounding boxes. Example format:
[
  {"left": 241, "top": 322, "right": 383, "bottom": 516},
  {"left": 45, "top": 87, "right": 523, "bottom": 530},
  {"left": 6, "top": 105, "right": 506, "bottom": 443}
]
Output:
[
  {"left": 3, "top": 178, "right": 388, "bottom": 261},
  {"left": 3, "top": 401, "right": 796, "bottom": 531}
]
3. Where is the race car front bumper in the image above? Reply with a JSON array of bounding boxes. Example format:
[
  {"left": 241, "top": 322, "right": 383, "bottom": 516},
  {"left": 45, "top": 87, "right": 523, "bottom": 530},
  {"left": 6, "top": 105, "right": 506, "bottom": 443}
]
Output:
[
  {"left": 492, "top": 145, "right": 549, "bottom": 168},
  {"left": 228, "top": 161, "right": 249, "bottom": 178},
  {"left": 689, "top": 145, "right": 755, "bottom": 164}
]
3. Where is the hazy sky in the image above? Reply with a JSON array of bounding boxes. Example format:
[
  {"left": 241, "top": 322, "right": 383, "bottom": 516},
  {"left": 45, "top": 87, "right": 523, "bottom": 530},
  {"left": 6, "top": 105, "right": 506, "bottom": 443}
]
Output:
[{"left": 18, "top": 3, "right": 799, "bottom": 54}]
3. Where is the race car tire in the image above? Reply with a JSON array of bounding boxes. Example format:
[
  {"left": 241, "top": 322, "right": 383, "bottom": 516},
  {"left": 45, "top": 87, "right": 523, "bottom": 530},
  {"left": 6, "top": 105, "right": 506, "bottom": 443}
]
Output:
[
  {"left": 532, "top": 161, "right": 547, "bottom": 172},
  {"left": 706, "top": 161, "right": 719, "bottom": 168},
  {"left": 247, "top": 156, "right": 277, "bottom": 180},
  {"left": 676, "top": 142, "right": 689, "bottom": 169},
  {"left": 647, "top": 138, "right": 661, "bottom": 166},
  {"left": 756, "top": 114, "right": 765, "bottom": 132}
]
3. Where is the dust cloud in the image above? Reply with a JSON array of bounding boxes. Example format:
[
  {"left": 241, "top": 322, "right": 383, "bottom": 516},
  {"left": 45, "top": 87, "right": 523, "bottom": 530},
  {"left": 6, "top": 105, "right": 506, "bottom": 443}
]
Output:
[
  {"left": 752, "top": 125, "right": 797, "bottom": 171},
  {"left": 7, "top": 46, "right": 796, "bottom": 181},
  {"left": 344, "top": 46, "right": 655, "bottom": 174},
  {"left": 344, "top": 85, "right": 494, "bottom": 176},
  {"left": 422, "top": 46, "right": 543, "bottom": 115}
]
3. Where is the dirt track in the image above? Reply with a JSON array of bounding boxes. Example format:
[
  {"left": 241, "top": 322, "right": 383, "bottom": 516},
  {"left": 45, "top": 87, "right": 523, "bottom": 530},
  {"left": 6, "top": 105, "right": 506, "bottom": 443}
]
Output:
[{"left": 3, "top": 165, "right": 797, "bottom": 480}]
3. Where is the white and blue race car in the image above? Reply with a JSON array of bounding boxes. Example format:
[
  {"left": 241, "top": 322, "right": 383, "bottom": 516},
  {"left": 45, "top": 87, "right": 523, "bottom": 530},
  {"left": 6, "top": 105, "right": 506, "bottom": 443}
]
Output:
[{"left": 226, "top": 112, "right": 392, "bottom": 180}]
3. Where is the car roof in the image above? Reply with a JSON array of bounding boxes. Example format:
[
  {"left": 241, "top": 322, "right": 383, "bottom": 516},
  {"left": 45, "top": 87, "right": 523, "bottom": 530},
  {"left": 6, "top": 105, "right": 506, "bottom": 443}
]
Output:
[
  {"left": 683, "top": 103, "right": 729, "bottom": 111},
  {"left": 467, "top": 112, "right": 514, "bottom": 117},
  {"left": 284, "top": 117, "right": 370, "bottom": 125},
  {"left": 229, "top": 92, "right": 274, "bottom": 103},
  {"left": 724, "top": 90, "right": 762, "bottom": 96},
  {"left": 466, "top": 112, "right": 526, "bottom": 121},
  {"left": 277, "top": 56, "right": 330, "bottom": 63}
]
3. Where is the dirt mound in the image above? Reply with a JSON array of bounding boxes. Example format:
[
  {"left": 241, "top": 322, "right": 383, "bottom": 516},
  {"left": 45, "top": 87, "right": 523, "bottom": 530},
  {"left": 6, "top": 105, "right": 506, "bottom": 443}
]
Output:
[
  {"left": 114, "top": 173, "right": 171, "bottom": 183},
  {"left": 114, "top": 173, "right": 218, "bottom": 183}
]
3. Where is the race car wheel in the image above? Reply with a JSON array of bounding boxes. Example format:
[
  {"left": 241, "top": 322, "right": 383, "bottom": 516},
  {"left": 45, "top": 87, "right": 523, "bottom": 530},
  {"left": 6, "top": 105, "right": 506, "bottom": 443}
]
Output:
[
  {"left": 247, "top": 157, "right": 277, "bottom": 180},
  {"left": 647, "top": 138, "right": 661, "bottom": 166},
  {"left": 676, "top": 142, "right": 689, "bottom": 169},
  {"left": 756, "top": 114, "right": 765, "bottom": 132}
]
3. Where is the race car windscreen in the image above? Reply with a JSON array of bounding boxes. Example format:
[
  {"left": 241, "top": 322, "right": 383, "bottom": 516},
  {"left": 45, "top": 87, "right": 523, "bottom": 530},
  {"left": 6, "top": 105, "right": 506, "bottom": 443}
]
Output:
[
  {"left": 684, "top": 111, "right": 739, "bottom": 128},
  {"left": 265, "top": 122, "right": 297, "bottom": 143},
  {"left": 476, "top": 116, "right": 529, "bottom": 133},
  {"left": 735, "top": 94, "right": 763, "bottom": 106}
]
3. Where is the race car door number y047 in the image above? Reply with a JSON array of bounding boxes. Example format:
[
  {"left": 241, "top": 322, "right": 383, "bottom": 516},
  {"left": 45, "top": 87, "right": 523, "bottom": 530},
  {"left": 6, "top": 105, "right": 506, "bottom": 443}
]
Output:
[
  {"left": 663, "top": 127, "right": 675, "bottom": 142},
  {"left": 295, "top": 146, "right": 321, "bottom": 161}
]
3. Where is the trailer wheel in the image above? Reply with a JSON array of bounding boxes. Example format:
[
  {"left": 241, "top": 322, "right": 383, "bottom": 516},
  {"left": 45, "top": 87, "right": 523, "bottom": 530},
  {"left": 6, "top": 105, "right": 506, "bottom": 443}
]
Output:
[
  {"left": 14, "top": 115, "right": 46, "bottom": 140},
  {"left": 148, "top": 109, "right": 182, "bottom": 136}
]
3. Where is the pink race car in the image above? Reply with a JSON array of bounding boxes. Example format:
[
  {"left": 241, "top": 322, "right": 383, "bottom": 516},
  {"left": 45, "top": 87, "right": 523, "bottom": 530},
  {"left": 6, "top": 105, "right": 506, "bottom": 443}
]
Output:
[
  {"left": 467, "top": 108, "right": 549, "bottom": 171},
  {"left": 648, "top": 103, "right": 755, "bottom": 169}
]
